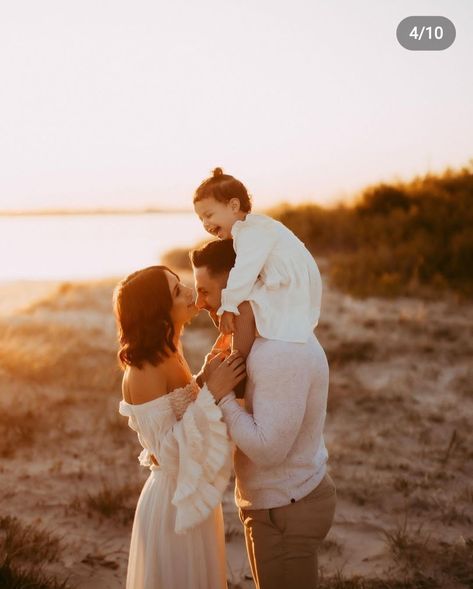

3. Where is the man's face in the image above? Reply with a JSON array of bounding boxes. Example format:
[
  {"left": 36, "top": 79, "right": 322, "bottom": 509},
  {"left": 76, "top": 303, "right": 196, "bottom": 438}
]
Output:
[{"left": 193, "top": 265, "right": 228, "bottom": 324}]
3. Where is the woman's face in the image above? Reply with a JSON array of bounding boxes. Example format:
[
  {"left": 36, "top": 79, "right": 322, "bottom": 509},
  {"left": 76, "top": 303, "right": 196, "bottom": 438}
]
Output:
[{"left": 166, "top": 271, "right": 198, "bottom": 325}]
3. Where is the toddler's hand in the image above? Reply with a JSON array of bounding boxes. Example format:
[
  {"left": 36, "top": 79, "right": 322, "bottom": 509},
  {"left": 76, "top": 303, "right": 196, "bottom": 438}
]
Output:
[{"left": 219, "top": 311, "right": 235, "bottom": 335}]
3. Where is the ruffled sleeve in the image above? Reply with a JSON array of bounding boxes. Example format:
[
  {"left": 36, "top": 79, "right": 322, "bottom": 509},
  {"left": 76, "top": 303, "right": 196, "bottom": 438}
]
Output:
[
  {"left": 118, "top": 383, "right": 232, "bottom": 535},
  {"left": 171, "top": 384, "right": 232, "bottom": 534}
]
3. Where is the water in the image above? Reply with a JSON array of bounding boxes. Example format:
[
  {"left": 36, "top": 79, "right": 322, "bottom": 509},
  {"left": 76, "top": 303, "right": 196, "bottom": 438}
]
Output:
[{"left": 0, "top": 213, "right": 209, "bottom": 280}]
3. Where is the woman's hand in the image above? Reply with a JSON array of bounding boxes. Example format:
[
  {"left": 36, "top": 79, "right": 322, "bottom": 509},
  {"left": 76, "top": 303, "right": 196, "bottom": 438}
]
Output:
[
  {"left": 200, "top": 350, "right": 224, "bottom": 383},
  {"left": 196, "top": 333, "right": 232, "bottom": 387},
  {"left": 206, "top": 351, "right": 246, "bottom": 402}
]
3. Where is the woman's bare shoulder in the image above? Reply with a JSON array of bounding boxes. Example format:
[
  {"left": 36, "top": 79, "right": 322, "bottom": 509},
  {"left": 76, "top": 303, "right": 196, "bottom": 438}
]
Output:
[{"left": 122, "top": 362, "right": 168, "bottom": 405}]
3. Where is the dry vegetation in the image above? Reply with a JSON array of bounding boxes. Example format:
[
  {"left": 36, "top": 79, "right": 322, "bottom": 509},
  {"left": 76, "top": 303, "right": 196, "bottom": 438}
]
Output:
[
  {"left": 270, "top": 163, "right": 473, "bottom": 298},
  {"left": 0, "top": 514, "right": 70, "bottom": 588}
]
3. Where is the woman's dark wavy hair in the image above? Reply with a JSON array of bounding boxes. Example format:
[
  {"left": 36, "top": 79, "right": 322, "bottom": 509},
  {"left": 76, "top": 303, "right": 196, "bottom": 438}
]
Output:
[
  {"left": 113, "top": 265, "right": 178, "bottom": 369},
  {"left": 193, "top": 167, "right": 252, "bottom": 213}
]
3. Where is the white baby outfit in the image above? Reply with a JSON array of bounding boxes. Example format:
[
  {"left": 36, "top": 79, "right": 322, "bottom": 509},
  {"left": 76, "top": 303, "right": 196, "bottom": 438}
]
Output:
[{"left": 217, "top": 213, "right": 322, "bottom": 343}]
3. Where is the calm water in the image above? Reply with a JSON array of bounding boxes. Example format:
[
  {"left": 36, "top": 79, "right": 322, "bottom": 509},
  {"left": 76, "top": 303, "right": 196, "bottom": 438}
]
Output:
[{"left": 0, "top": 213, "right": 208, "bottom": 280}]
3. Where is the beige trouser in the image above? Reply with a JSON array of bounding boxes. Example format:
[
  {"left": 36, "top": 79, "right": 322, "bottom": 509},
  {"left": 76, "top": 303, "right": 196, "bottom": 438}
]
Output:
[{"left": 239, "top": 473, "right": 337, "bottom": 589}]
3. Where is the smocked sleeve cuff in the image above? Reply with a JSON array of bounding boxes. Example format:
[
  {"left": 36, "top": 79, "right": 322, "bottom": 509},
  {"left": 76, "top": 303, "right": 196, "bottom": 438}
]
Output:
[
  {"left": 217, "top": 391, "right": 236, "bottom": 408},
  {"left": 171, "top": 384, "right": 232, "bottom": 534}
]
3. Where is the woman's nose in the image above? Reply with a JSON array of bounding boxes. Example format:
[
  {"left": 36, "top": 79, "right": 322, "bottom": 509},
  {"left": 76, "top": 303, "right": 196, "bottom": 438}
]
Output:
[{"left": 185, "top": 286, "right": 194, "bottom": 301}]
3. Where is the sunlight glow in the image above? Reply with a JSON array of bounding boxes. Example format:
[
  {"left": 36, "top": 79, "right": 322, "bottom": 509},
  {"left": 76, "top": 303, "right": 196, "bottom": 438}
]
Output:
[{"left": 0, "top": 0, "right": 471, "bottom": 211}]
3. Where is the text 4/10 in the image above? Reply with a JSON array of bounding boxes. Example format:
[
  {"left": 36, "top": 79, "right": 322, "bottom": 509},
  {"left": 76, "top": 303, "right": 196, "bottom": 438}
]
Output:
[{"left": 410, "top": 26, "right": 444, "bottom": 40}]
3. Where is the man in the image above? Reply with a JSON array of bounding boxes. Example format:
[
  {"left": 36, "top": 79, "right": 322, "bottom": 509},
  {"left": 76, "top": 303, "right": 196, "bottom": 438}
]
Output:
[{"left": 191, "top": 239, "right": 336, "bottom": 589}]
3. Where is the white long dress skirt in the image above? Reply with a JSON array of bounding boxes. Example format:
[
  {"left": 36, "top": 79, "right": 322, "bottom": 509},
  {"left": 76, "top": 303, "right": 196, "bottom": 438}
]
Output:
[
  {"left": 119, "top": 380, "right": 231, "bottom": 589},
  {"left": 126, "top": 469, "right": 227, "bottom": 589}
]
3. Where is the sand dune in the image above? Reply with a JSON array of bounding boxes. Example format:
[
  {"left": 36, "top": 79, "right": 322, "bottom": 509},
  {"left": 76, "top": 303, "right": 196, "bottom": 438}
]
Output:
[{"left": 0, "top": 276, "right": 472, "bottom": 588}]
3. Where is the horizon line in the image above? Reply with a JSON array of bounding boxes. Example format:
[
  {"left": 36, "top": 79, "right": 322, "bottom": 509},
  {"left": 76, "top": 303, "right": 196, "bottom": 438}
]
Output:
[
  {"left": 2, "top": 161, "right": 468, "bottom": 217},
  {"left": 0, "top": 207, "right": 195, "bottom": 217},
  {"left": 0, "top": 200, "right": 339, "bottom": 217}
]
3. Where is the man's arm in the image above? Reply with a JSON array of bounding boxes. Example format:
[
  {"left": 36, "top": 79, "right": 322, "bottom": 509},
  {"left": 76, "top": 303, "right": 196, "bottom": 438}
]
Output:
[{"left": 218, "top": 341, "right": 311, "bottom": 467}]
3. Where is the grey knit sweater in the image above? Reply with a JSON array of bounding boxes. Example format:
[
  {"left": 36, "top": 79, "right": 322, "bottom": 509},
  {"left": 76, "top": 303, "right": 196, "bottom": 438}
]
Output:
[{"left": 218, "top": 334, "right": 329, "bottom": 509}]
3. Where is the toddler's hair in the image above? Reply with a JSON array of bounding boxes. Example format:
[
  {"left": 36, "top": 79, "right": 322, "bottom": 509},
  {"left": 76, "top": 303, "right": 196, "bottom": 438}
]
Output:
[{"left": 193, "top": 167, "right": 252, "bottom": 213}]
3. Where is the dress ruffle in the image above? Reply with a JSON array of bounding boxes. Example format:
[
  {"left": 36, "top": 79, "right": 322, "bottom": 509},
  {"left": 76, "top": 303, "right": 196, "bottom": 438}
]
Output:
[
  {"left": 119, "top": 380, "right": 232, "bottom": 535},
  {"left": 137, "top": 448, "right": 153, "bottom": 467},
  {"left": 171, "top": 385, "right": 232, "bottom": 534}
]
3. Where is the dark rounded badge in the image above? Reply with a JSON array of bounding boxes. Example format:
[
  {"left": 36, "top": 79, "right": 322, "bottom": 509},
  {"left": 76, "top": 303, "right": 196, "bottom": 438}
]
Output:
[{"left": 397, "top": 16, "right": 456, "bottom": 51}]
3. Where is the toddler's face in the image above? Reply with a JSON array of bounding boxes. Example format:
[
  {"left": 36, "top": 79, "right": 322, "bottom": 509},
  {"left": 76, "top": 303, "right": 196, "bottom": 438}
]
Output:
[{"left": 194, "top": 197, "right": 239, "bottom": 239}]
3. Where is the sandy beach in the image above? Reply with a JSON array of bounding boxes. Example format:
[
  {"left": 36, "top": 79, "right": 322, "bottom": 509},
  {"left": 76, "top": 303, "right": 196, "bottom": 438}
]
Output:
[{"left": 1, "top": 273, "right": 472, "bottom": 588}]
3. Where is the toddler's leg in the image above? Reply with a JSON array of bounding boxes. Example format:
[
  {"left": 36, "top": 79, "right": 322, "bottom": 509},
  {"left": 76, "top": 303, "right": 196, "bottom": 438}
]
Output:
[{"left": 232, "top": 301, "right": 256, "bottom": 398}]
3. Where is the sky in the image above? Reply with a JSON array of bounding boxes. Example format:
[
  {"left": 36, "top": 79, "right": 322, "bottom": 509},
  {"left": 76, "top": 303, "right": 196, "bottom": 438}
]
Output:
[{"left": 0, "top": 0, "right": 472, "bottom": 212}]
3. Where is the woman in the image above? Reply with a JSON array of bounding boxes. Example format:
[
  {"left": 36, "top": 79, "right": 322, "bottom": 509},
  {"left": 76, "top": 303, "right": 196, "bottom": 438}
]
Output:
[{"left": 114, "top": 265, "right": 246, "bottom": 589}]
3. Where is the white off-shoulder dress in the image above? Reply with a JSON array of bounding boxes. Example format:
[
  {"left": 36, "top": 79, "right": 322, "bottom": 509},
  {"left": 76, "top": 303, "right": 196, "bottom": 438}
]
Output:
[{"left": 118, "top": 378, "right": 232, "bottom": 589}]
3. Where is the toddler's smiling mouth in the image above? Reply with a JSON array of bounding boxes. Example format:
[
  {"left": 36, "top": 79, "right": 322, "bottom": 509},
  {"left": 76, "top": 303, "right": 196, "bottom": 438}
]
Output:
[{"left": 208, "top": 225, "right": 223, "bottom": 237}]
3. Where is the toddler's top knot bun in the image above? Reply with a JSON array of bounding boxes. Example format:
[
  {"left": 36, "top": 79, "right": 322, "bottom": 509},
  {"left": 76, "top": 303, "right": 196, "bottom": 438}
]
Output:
[{"left": 194, "top": 167, "right": 251, "bottom": 213}]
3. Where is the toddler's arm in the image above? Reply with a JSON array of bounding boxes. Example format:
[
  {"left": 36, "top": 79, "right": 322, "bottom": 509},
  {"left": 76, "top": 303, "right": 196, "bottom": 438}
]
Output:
[{"left": 218, "top": 222, "right": 277, "bottom": 316}]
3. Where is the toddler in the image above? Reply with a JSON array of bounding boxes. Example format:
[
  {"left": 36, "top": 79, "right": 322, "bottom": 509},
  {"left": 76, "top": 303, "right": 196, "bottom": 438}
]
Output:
[{"left": 193, "top": 167, "right": 322, "bottom": 352}]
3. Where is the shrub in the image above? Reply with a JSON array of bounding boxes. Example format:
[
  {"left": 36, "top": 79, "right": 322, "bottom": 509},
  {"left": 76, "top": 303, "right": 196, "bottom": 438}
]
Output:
[{"left": 269, "top": 163, "right": 473, "bottom": 298}]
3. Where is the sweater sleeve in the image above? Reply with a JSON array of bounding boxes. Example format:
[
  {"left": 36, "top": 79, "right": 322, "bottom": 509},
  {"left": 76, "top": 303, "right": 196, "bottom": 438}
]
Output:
[
  {"left": 217, "top": 220, "right": 277, "bottom": 316},
  {"left": 218, "top": 341, "right": 311, "bottom": 466}
]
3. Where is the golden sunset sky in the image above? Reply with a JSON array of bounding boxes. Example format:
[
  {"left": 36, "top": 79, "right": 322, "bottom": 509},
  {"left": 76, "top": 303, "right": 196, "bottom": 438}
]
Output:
[{"left": 0, "top": 0, "right": 472, "bottom": 211}]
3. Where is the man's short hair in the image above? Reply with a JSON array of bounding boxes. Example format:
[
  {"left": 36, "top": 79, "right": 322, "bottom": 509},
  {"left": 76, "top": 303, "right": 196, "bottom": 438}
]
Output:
[{"left": 190, "top": 239, "right": 236, "bottom": 277}]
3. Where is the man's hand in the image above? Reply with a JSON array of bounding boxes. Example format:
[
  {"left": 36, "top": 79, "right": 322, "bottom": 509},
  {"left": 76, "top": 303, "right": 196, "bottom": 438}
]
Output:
[{"left": 219, "top": 311, "right": 235, "bottom": 335}]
